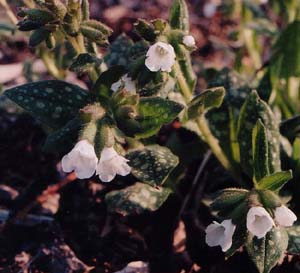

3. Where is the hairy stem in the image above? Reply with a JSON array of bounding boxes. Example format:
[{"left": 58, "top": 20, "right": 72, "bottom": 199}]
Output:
[{"left": 174, "top": 61, "right": 233, "bottom": 172}]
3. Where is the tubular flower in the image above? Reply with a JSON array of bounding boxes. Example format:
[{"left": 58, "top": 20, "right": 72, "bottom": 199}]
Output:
[
  {"left": 61, "top": 139, "right": 98, "bottom": 179},
  {"left": 145, "top": 42, "right": 176, "bottom": 72},
  {"left": 274, "top": 205, "right": 297, "bottom": 227},
  {"left": 247, "top": 206, "right": 274, "bottom": 239},
  {"left": 205, "top": 219, "right": 236, "bottom": 252},
  {"left": 96, "top": 146, "right": 131, "bottom": 182}
]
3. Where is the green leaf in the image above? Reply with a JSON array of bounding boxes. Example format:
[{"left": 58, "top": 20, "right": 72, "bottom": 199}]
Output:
[
  {"left": 0, "top": 22, "right": 16, "bottom": 33},
  {"left": 169, "top": 0, "right": 189, "bottom": 32},
  {"left": 105, "top": 182, "right": 172, "bottom": 216},
  {"left": 286, "top": 225, "right": 300, "bottom": 255},
  {"left": 29, "top": 28, "right": 51, "bottom": 47},
  {"left": 93, "top": 66, "right": 125, "bottom": 98},
  {"left": 187, "top": 87, "right": 225, "bottom": 120},
  {"left": 136, "top": 97, "right": 184, "bottom": 138},
  {"left": 252, "top": 119, "right": 269, "bottom": 182},
  {"left": 69, "top": 53, "right": 102, "bottom": 73},
  {"left": 126, "top": 145, "right": 179, "bottom": 186},
  {"left": 237, "top": 91, "right": 281, "bottom": 179},
  {"left": 211, "top": 188, "right": 249, "bottom": 211},
  {"left": 272, "top": 20, "right": 300, "bottom": 78},
  {"left": 4, "top": 81, "right": 90, "bottom": 130},
  {"left": 246, "top": 227, "right": 288, "bottom": 273},
  {"left": 257, "top": 170, "right": 293, "bottom": 192},
  {"left": 43, "top": 117, "right": 83, "bottom": 153}
]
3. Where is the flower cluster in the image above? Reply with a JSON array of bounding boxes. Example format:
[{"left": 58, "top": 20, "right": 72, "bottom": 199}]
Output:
[
  {"left": 205, "top": 205, "right": 297, "bottom": 252},
  {"left": 61, "top": 140, "right": 131, "bottom": 182}
]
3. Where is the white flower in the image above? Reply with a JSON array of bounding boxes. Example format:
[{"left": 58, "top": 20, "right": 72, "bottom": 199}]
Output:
[
  {"left": 274, "top": 205, "right": 297, "bottom": 227},
  {"left": 61, "top": 140, "right": 98, "bottom": 179},
  {"left": 246, "top": 207, "right": 274, "bottom": 239},
  {"left": 96, "top": 146, "right": 131, "bottom": 182},
  {"left": 183, "top": 35, "right": 196, "bottom": 47},
  {"left": 145, "top": 42, "right": 176, "bottom": 72},
  {"left": 205, "top": 219, "right": 236, "bottom": 252},
  {"left": 111, "top": 74, "right": 136, "bottom": 93}
]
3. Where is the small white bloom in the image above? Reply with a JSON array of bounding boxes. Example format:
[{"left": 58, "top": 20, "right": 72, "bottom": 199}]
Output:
[
  {"left": 61, "top": 140, "right": 98, "bottom": 179},
  {"left": 183, "top": 35, "right": 196, "bottom": 47},
  {"left": 111, "top": 74, "right": 136, "bottom": 93},
  {"left": 145, "top": 42, "right": 176, "bottom": 72},
  {"left": 274, "top": 205, "right": 297, "bottom": 227},
  {"left": 205, "top": 219, "right": 236, "bottom": 252},
  {"left": 247, "top": 207, "right": 274, "bottom": 239},
  {"left": 96, "top": 146, "right": 131, "bottom": 182}
]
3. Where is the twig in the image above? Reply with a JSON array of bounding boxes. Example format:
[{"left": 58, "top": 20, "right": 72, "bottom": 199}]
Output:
[{"left": 178, "top": 151, "right": 212, "bottom": 217}]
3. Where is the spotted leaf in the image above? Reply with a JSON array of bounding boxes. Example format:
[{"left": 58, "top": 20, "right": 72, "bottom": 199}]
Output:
[
  {"left": 286, "top": 225, "right": 300, "bottom": 254},
  {"left": 70, "top": 53, "right": 102, "bottom": 73},
  {"left": 187, "top": 87, "right": 225, "bottom": 119},
  {"left": 43, "top": 117, "right": 83, "bottom": 154},
  {"left": 4, "top": 81, "right": 90, "bottom": 130},
  {"left": 246, "top": 227, "right": 288, "bottom": 273},
  {"left": 105, "top": 182, "right": 172, "bottom": 216},
  {"left": 237, "top": 91, "right": 281, "bottom": 179},
  {"left": 136, "top": 97, "right": 184, "bottom": 138},
  {"left": 126, "top": 145, "right": 179, "bottom": 186}
]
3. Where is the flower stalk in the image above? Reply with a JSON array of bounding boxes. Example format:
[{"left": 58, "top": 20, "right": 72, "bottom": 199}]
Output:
[{"left": 173, "top": 61, "right": 233, "bottom": 173}]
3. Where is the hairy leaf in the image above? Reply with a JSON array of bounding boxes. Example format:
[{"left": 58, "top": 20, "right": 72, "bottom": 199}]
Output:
[
  {"left": 252, "top": 119, "right": 269, "bottom": 182},
  {"left": 257, "top": 170, "right": 293, "bottom": 192},
  {"left": 237, "top": 91, "right": 281, "bottom": 178},
  {"left": 69, "top": 53, "right": 102, "bottom": 73},
  {"left": 187, "top": 87, "right": 225, "bottom": 119},
  {"left": 246, "top": 227, "right": 288, "bottom": 273},
  {"left": 126, "top": 145, "right": 179, "bottom": 186},
  {"left": 4, "top": 81, "right": 90, "bottom": 130},
  {"left": 136, "top": 97, "right": 184, "bottom": 138},
  {"left": 105, "top": 182, "right": 172, "bottom": 215},
  {"left": 169, "top": 0, "right": 189, "bottom": 31}
]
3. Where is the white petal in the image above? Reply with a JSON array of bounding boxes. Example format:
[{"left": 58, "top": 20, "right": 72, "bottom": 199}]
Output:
[
  {"left": 111, "top": 79, "right": 122, "bottom": 92},
  {"left": 247, "top": 207, "right": 274, "bottom": 239},
  {"left": 220, "top": 219, "right": 236, "bottom": 252},
  {"left": 61, "top": 140, "right": 98, "bottom": 179},
  {"left": 145, "top": 42, "right": 176, "bottom": 72},
  {"left": 205, "top": 219, "right": 236, "bottom": 252},
  {"left": 100, "top": 147, "right": 118, "bottom": 161},
  {"left": 205, "top": 222, "right": 224, "bottom": 247},
  {"left": 61, "top": 155, "right": 73, "bottom": 173},
  {"left": 275, "top": 205, "right": 297, "bottom": 227}
]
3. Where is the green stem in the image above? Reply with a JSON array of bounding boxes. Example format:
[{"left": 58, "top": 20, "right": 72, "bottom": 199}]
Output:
[
  {"left": 173, "top": 61, "right": 233, "bottom": 172},
  {"left": 40, "top": 50, "right": 64, "bottom": 79}
]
